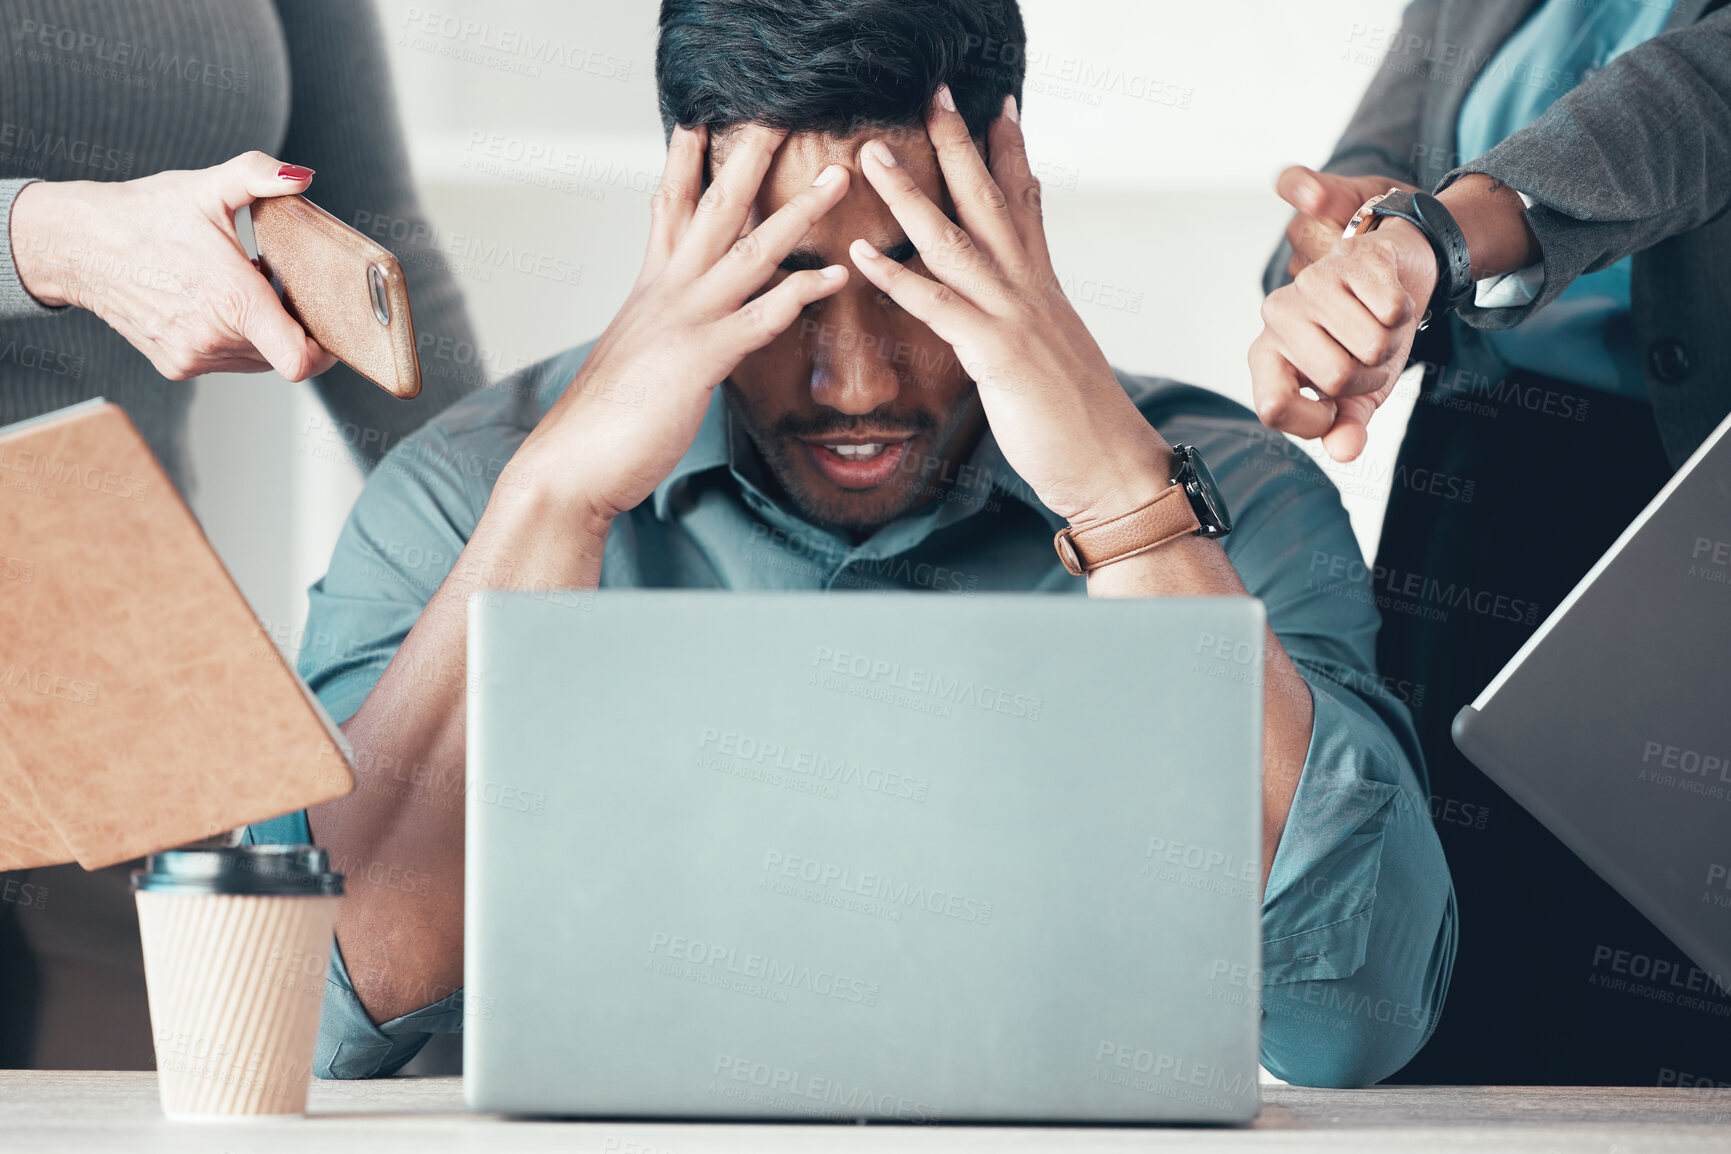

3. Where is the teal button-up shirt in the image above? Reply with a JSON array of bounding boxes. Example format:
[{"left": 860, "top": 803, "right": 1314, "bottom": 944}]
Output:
[{"left": 251, "top": 342, "right": 1457, "bottom": 1088}]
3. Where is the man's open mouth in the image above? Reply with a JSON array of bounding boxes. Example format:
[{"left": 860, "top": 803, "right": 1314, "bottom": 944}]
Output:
[{"left": 802, "top": 435, "right": 915, "bottom": 490}]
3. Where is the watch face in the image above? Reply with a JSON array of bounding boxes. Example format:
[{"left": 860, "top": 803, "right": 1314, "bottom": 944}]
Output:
[{"left": 1175, "top": 444, "right": 1233, "bottom": 539}]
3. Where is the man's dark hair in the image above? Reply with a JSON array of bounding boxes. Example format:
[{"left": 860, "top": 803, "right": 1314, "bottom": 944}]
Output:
[{"left": 656, "top": 0, "right": 1026, "bottom": 142}]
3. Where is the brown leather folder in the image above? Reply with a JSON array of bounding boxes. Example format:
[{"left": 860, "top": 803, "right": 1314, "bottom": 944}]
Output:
[{"left": 0, "top": 401, "right": 354, "bottom": 870}]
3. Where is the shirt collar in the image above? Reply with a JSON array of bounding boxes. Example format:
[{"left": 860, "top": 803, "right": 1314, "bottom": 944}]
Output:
[{"left": 650, "top": 387, "right": 733, "bottom": 520}]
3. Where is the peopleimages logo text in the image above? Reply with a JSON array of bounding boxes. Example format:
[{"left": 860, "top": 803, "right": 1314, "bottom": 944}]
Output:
[
  {"left": 0, "top": 664, "right": 100, "bottom": 707},
  {"left": 711, "top": 1054, "right": 942, "bottom": 1122},
  {"left": 761, "top": 850, "right": 994, "bottom": 925},
  {"left": 809, "top": 645, "right": 1043, "bottom": 720},
  {"left": 1307, "top": 551, "right": 1538, "bottom": 625},
  {"left": 647, "top": 931, "right": 879, "bottom": 1006},
  {"left": 699, "top": 728, "right": 930, "bottom": 801},
  {"left": 0, "top": 443, "right": 150, "bottom": 501}
]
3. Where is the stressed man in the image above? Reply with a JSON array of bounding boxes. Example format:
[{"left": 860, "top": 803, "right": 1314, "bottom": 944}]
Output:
[{"left": 250, "top": 0, "right": 1455, "bottom": 1088}]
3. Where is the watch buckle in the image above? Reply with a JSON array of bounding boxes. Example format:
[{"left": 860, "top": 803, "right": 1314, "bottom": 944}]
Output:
[{"left": 1054, "top": 528, "right": 1086, "bottom": 578}]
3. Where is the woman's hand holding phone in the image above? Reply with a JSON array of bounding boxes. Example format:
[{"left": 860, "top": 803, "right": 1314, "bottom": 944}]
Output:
[{"left": 9, "top": 151, "right": 338, "bottom": 382}]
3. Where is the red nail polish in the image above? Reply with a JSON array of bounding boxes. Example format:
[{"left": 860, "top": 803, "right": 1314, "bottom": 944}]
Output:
[{"left": 278, "top": 164, "right": 315, "bottom": 181}]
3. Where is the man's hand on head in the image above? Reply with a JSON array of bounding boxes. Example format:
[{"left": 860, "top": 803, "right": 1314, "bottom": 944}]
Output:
[
  {"left": 848, "top": 86, "right": 1172, "bottom": 528},
  {"left": 500, "top": 123, "right": 852, "bottom": 536}
]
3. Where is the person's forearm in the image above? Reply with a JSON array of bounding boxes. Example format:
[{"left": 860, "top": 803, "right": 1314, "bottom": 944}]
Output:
[
  {"left": 309, "top": 470, "right": 610, "bottom": 1023},
  {"left": 5, "top": 156, "right": 335, "bottom": 379},
  {"left": 1085, "top": 490, "right": 1313, "bottom": 894},
  {"left": 1435, "top": 173, "right": 1542, "bottom": 281}
]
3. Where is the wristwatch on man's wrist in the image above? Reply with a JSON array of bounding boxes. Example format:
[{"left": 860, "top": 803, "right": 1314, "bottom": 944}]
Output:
[
  {"left": 1343, "top": 188, "right": 1476, "bottom": 328},
  {"left": 1053, "top": 443, "right": 1232, "bottom": 577}
]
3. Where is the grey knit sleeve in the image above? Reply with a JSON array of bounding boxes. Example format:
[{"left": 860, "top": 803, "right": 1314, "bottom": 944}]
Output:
[
  {"left": 272, "top": 0, "right": 483, "bottom": 469},
  {"left": 0, "top": 178, "right": 65, "bottom": 323}
]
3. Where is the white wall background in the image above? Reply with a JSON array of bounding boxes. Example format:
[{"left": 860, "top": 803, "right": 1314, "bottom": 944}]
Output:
[{"left": 189, "top": 0, "right": 1419, "bottom": 658}]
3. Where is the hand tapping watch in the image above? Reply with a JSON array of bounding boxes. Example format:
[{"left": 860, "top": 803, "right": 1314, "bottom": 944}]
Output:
[
  {"left": 1053, "top": 443, "right": 1232, "bottom": 577},
  {"left": 1343, "top": 188, "right": 1476, "bottom": 330}
]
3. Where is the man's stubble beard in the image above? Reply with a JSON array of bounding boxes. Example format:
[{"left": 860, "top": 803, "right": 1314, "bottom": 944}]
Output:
[{"left": 722, "top": 381, "right": 983, "bottom": 533}]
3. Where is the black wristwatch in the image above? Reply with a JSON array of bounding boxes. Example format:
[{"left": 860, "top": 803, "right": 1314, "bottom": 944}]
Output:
[
  {"left": 1343, "top": 189, "right": 1476, "bottom": 325},
  {"left": 1173, "top": 443, "right": 1232, "bottom": 539}
]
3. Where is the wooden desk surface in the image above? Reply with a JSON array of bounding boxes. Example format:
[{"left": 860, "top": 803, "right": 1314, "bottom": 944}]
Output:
[{"left": 4, "top": 1072, "right": 1730, "bottom": 1152}]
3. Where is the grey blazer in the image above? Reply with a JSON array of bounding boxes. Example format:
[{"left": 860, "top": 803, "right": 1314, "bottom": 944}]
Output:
[{"left": 1266, "top": 0, "right": 1731, "bottom": 467}]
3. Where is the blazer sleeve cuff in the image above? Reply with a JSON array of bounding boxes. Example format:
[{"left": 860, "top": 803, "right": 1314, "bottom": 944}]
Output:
[{"left": 1437, "top": 164, "right": 1614, "bottom": 330}]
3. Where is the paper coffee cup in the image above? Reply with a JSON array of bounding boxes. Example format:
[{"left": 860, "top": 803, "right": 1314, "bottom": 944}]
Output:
[{"left": 132, "top": 846, "right": 344, "bottom": 1119}]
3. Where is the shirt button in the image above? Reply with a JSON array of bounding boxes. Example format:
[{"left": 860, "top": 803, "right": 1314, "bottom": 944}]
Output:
[{"left": 1648, "top": 339, "right": 1692, "bottom": 385}]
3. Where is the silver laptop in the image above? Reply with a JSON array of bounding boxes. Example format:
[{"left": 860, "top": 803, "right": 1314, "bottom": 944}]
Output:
[
  {"left": 464, "top": 591, "right": 1263, "bottom": 1123},
  {"left": 1454, "top": 412, "right": 1731, "bottom": 992}
]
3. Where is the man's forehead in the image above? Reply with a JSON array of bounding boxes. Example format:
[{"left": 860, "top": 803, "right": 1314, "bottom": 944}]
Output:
[
  {"left": 708, "top": 123, "right": 941, "bottom": 174},
  {"left": 700, "top": 123, "right": 966, "bottom": 260}
]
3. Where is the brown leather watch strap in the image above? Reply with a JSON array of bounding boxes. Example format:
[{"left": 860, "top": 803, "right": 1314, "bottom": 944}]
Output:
[{"left": 1053, "top": 484, "right": 1200, "bottom": 576}]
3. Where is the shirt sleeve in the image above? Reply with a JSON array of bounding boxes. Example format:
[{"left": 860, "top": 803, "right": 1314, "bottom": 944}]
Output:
[
  {"left": 0, "top": 179, "right": 64, "bottom": 322},
  {"left": 1442, "top": 8, "right": 1731, "bottom": 331},
  {"left": 1470, "top": 192, "right": 1545, "bottom": 309},
  {"left": 295, "top": 422, "right": 488, "bottom": 723},
  {"left": 272, "top": 0, "right": 485, "bottom": 468},
  {"left": 1183, "top": 404, "right": 1457, "bottom": 1087}
]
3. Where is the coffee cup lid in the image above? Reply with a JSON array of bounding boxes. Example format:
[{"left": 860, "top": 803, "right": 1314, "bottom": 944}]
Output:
[{"left": 131, "top": 845, "right": 344, "bottom": 897}]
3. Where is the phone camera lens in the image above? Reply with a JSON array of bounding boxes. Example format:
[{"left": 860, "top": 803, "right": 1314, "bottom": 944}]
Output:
[{"left": 368, "top": 264, "right": 391, "bottom": 326}]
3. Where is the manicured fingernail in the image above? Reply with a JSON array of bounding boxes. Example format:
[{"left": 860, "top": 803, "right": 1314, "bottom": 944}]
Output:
[
  {"left": 821, "top": 264, "right": 846, "bottom": 280},
  {"left": 850, "top": 239, "right": 880, "bottom": 262},
  {"left": 864, "top": 140, "right": 897, "bottom": 168},
  {"left": 812, "top": 165, "right": 842, "bottom": 187},
  {"left": 278, "top": 164, "right": 314, "bottom": 181},
  {"left": 937, "top": 84, "right": 956, "bottom": 112},
  {"left": 1003, "top": 95, "right": 1019, "bottom": 123}
]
